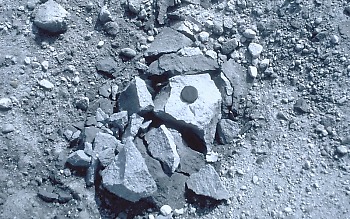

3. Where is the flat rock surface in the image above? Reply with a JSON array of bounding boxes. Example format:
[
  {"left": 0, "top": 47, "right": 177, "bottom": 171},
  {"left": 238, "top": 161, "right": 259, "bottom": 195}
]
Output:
[
  {"left": 186, "top": 164, "right": 230, "bottom": 200},
  {"left": 144, "top": 28, "right": 192, "bottom": 57}
]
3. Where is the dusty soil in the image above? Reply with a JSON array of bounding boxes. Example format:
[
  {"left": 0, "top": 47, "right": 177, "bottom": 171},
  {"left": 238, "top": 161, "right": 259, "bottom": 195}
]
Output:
[{"left": 0, "top": 0, "right": 349, "bottom": 218}]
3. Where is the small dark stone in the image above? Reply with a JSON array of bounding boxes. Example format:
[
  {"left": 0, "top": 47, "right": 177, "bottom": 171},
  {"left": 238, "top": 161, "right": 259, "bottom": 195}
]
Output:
[
  {"left": 181, "top": 86, "right": 198, "bottom": 103},
  {"left": 57, "top": 191, "right": 73, "bottom": 203},
  {"left": 37, "top": 189, "right": 59, "bottom": 202},
  {"left": 104, "top": 21, "right": 119, "bottom": 36}
]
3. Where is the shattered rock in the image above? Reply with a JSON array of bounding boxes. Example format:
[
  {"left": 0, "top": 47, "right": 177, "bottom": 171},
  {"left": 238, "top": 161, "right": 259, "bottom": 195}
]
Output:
[
  {"left": 145, "top": 125, "right": 180, "bottom": 174},
  {"left": 66, "top": 150, "right": 91, "bottom": 168},
  {"left": 157, "top": 0, "right": 177, "bottom": 24},
  {"left": 186, "top": 164, "right": 231, "bottom": 200},
  {"left": 0, "top": 98, "right": 12, "bottom": 110},
  {"left": 101, "top": 137, "right": 157, "bottom": 202},
  {"left": 217, "top": 119, "right": 240, "bottom": 144},
  {"left": 34, "top": 0, "right": 69, "bottom": 34},
  {"left": 93, "top": 132, "right": 121, "bottom": 167},
  {"left": 169, "top": 129, "right": 205, "bottom": 175},
  {"left": 154, "top": 74, "right": 221, "bottom": 151},
  {"left": 75, "top": 97, "right": 89, "bottom": 111},
  {"left": 122, "top": 113, "right": 144, "bottom": 140},
  {"left": 109, "top": 111, "right": 129, "bottom": 131},
  {"left": 96, "top": 57, "right": 118, "bottom": 77},
  {"left": 148, "top": 53, "right": 219, "bottom": 76},
  {"left": 144, "top": 28, "right": 192, "bottom": 57},
  {"left": 118, "top": 76, "right": 154, "bottom": 116}
]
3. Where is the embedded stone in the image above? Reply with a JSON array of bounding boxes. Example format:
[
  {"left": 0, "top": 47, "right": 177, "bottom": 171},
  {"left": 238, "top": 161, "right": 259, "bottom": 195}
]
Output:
[
  {"left": 217, "top": 119, "right": 240, "bottom": 144},
  {"left": 34, "top": 0, "right": 69, "bottom": 33},
  {"left": 144, "top": 28, "right": 192, "bottom": 57},
  {"left": 186, "top": 164, "right": 230, "bottom": 200},
  {"left": 66, "top": 150, "right": 91, "bottom": 168},
  {"left": 93, "top": 132, "right": 121, "bottom": 167},
  {"left": 0, "top": 98, "right": 12, "bottom": 110}
]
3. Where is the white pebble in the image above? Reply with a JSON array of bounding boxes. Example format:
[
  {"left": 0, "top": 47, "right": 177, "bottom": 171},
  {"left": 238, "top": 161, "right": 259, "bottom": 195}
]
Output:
[
  {"left": 248, "top": 66, "right": 258, "bottom": 78},
  {"left": 243, "top": 28, "right": 256, "bottom": 39},
  {"left": 248, "top": 43, "right": 263, "bottom": 58},
  {"left": 38, "top": 79, "right": 54, "bottom": 90},
  {"left": 199, "top": 31, "right": 210, "bottom": 42},
  {"left": 97, "top": 41, "right": 105, "bottom": 48},
  {"left": 41, "top": 60, "right": 49, "bottom": 71},
  {"left": 160, "top": 205, "right": 172, "bottom": 216}
]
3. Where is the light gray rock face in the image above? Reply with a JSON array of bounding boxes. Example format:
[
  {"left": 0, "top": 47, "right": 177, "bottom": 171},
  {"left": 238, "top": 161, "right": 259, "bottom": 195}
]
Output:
[
  {"left": 186, "top": 164, "right": 231, "bottom": 200},
  {"left": 217, "top": 119, "right": 240, "bottom": 144},
  {"left": 118, "top": 76, "right": 154, "bottom": 116},
  {"left": 34, "top": 0, "right": 69, "bottom": 33},
  {"left": 0, "top": 98, "right": 12, "bottom": 110},
  {"left": 144, "top": 28, "right": 192, "bottom": 57},
  {"left": 109, "top": 111, "right": 128, "bottom": 130},
  {"left": 122, "top": 113, "right": 144, "bottom": 141},
  {"left": 248, "top": 42, "right": 263, "bottom": 58},
  {"left": 66, "top": 150, "right": 91, "bottom": 167},
  {"left": 38, "top": 79, "right": 54, "bottom": 90},
  {"left": 93, "top": 132, "right": 121, "bottom": 167},
  {"left": 148, "top": 53, "right": 219, "bottom": 76},
  {"left": 145, "top": 125, "right": 180, "bottom": 174},
  {"left": 154, "top": 74, "right": 222, "bottom": 151},
  {"left": 101, "top": 137, "right": 157, "bottom": 202},
  {"left": 127, "top": 0, "right": 143, "bottom": 13}
]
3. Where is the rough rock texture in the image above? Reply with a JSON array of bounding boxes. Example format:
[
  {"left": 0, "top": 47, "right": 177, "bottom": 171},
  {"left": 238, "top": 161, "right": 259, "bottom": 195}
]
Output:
[
  {"left": 148, "top": 53, "right": 219, "bottom": 76},
  {"left": 154, "top": 74, "right": 222, "bottom": 151},
  {"left": 66, "top": 150, "right": 91, "bottom": 167},
  {"left": 157, "top": 0, "right": 176, "bottom": 24},
  {"left": 144, "top": 28, "right": 192, "bottom": 57},
  {"left": 118, "top": 76, "right": 154, "bottom": 116},
  {"left": 186, "top": 164, "right": 230, "bottom": 200},
  {"left": 217, "top": 119, "right": 240, "bottom": 144},
  {"left": 109, "top": 111, "right": 129, "bottom": 131},
  {"left": 133, "top": 138, "right": 187, "bottom": 209},
  {"left": 93, "top": 132, "right": 121, "bottom": 167},
  {"left": 145, "top": 125, "right": 180, "bottom": 174},
  {"left": 101, "top": 137, "right": 157, "bottom": 202},
  {"left": 0, "top": 97, "right": 12, "bottom": 110},
  {"left": 96, "top": 57, "right": 118, "bottom": 77},
  {"left": 169, "top": 129, "right": 205, "bottom": 175},
  {"left": 122, "top": 113, "right": 144, "bottom": 141},
  {"left": 221, "top": 59, "right": 252, "bottom": 112},
  {"left": 34, "top": 0, "right": 69, "bottom": 33}
]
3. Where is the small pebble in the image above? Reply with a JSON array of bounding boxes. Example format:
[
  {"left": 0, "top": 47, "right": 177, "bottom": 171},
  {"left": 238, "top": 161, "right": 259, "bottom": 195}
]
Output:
[
  {"left": 336, "top": 146, "right": 348, "bottom": 155},
  {"left": 248, "top": 66, "right": 258, "bottom": 78},
  {"left": 41, "top": 60, "right": 49, "bottom": 71},
  {"left": 330, "top": 35, "right": 339, "bottom": 44},
  {"left": 243, "top": 28, "right": 257, "bottom": 39},
  {"left": 0, "top": 98, "right": 12, "bottom": 110},
  {"left": 120, "top": 48, "right": 137, "bottom": 58},
  {"left": 2, "top": 124, "right": 15, "bottom": 134},
  {"left": 252, "top": 175, "right": 259, "bottom": 184},
  {"left": 38, "top": 79, "right": 54, "bottom": 90},
  {"left": 199, "top": 31, "right": 210, "bottom": 42},
  {"left": 160, "top": 205, "right": 172, "bottom": 216},
  {"left": 97, "top": 41, "right": 105, "bottom": 48},
  {"left": 248, "top": 43, "right": 263, "bottom": 58}
]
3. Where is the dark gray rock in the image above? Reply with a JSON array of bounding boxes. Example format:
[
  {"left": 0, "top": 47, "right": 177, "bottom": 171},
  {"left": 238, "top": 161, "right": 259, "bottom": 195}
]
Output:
[
  {"left": 34, "top": 0, "right": 69, "bottom": 33},
  {"left": 145, "top": 125, "right": 180, "bottom": 174},
  {"left": 37, "top": 188, "right": 59, "bottom": 202},
  {"left": 101, "top": 137, "right": 157, "bottom": 202},
  {"left": 186, "top": 164, "right": 231, "bottom": 200},
  {"left": 120, "top": 48, "right": 137, "bottom": 58},
  {"left": 221, "top": 39, "right": 238, "bottom": 55},
  {"left": 57, "top": 191, "right": 73, "bottom": 203},
  {"left": 75, "top": 97, "right": 89, "bottom": 111},
  {"left": 93, "top": 132, "right": 121, "bottom": 167},
  {"left": 144, "top": 28, "right": 192, "bottom": 57},
  {"left": 96, "top": 57, "right": 118, "bottom": 77},
  {"left": 66, "top": 150, "right": 91, "bottom": 167},
  {"left": 99, "top": 5, "right": 113, "bottom": 23},
  {"left": 85, "top": 155, "right": 99, "bottom": 187},
  {"left": 148, "top": 53, "right": 219, "bottom": 76},
  {"left": 104, "top": 21, "right": 119, "bottom": 36},
  {"left": 169, "top": 129, "right": 205, "bottom": 175},
  {"left": 294, "top": 99, "right": 310, "bottom": 113},
  {"left": 217, "top": 119, "right": 240, "bottom": 144},
  {"left": 118, "top": 76, "right": 154, "bottom": 116}
]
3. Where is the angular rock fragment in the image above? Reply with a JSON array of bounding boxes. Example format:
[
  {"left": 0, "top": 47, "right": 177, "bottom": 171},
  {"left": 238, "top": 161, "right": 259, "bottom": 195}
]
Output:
[
  {"left": 118, "top": 76, "right": 154, "bottom": 116},
  {"left": 221, "top": 39, "right": 238, "bottom": 55},
  {"left": 154, "top": 74, "right": 222, "bottom": 151},
  {"left": 109, "top": 111, "right": 128, "bottom": 130},
  {"left": 248, "top": 43, "right": 263, "bottom": 58},
  {"left": 95, "top": 108, "right": 109, "bottom": 123},
  {"left": 145, "top": 125, "right": 180, "bottom": 174},
  {"left": 0, "top": 98, "right": 12, "bottom": 110},
  {"left": 101, "top": 137, "right": 157, "bottom": 202},
  {"left": 103, "top": 21, "right": 119, "bottom": 36},
  {"left": 34, "top": 0, "right": 69, "bottom": 34},
  {"left": 122, "top": 113, "right": 144, "bottom": 141},
  {"left": 148, "top": 53, "right": 219, "bottom": 76},
  {"left": 93, "top": 132, "right": 121, "bottom": 167},
  {"left": 217, "top": 119, "right": 240, "bottom": 144},
  {"left": 127, "top": 0, "right": 143, "bottom": 14},
  {"left": 66, "top": 150, "right": 91, "bottom": 167},
  {"left": 144, "top": 28, "right": 192, "bottom": 57},
  {"left": 75, "top": 97, "right": 89, "bottom": 111},
  {"left": 85, "top": 155, "right": 99, "bottom": 187},
  {"left": 37, "top": 189, "right": 59, "bottom": 202},
  {"left": 169, "top": 129, "right": 205, "bottom": 175},
  {"left": 186, "top": 164, "right": 230, "bottom": 200},
  {"left": 38, "top": 79, "right": 54, "bottom": 90},
  {"left": 84, "top": 127, "right": 101, "bottom": 143},
  {"left": 294, "top": 99, "right": 310, "bottom": 113},
  {"left": 157, "top": 0, "right": 177, "bottom": 24},
  {"left": 96, "top": 57, "right": 118, "bottom": 77},
  {"left": 99, "top": 6, "right": 113, "bottom": 23}
]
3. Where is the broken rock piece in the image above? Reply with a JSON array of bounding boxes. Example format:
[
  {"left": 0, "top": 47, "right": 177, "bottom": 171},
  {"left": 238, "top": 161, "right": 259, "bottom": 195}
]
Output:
[
  {"left": 101, "top": 137, "right": 157, "bottom": 202},
  {"left": 148, "top": 53, "right": 219, "bottom": 77},
  {"left": 217, "top": 119, "right": 240, "bottom": 144},
  {"left": 93, "top": 132, "right": 122, "bottom": 167},
  {"left": 122, "top": 113, "right": 144, "bottom": 141},
  {"left": 145, "top": 125, "right": 180, "bottom": 174},
  {"left": 118, "top": 76, "right": 154, "bottom": 116},
  {"left": 154, "top": 74, "right": 222, "bottom": 151},
  {"left": 144, "top": 28, "right": 192, "bottom": 57},
  {"left": 34, "top": 0, "right": 69, "bottom": 34},
  {"left": 66, "top": 150, "right": 91, "bottom": 168},
  {"left": 186, "top": 164, "right": 231, "bottom": 200}
]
